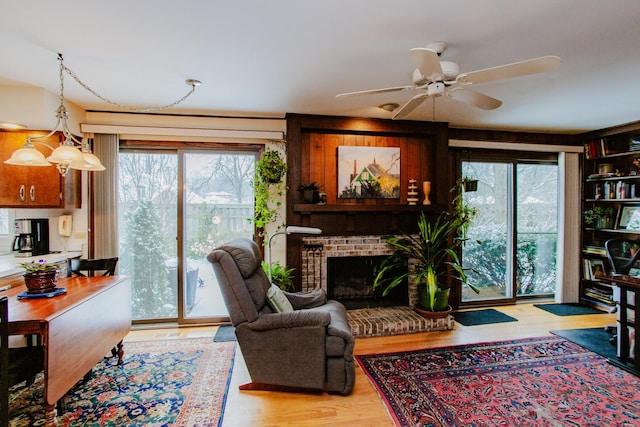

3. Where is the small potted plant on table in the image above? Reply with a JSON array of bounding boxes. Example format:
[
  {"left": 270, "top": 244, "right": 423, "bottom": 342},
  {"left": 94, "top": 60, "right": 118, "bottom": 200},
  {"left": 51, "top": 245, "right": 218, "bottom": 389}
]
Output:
[{"left": 20, "top": 260, "right": 61, "bottom": 294}]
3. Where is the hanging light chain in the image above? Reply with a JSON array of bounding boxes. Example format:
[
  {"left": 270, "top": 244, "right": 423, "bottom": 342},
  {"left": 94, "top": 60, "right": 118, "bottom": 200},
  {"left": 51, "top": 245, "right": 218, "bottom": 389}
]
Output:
[{"left": 58, "top": 54, "right": 200, "bottom": 113}]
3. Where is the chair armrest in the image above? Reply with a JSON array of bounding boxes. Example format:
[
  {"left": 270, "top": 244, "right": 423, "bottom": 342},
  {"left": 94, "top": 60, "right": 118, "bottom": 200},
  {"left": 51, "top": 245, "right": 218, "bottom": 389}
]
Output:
[{"left": 247, "top": 311, "right": 331, "bottom": 331}]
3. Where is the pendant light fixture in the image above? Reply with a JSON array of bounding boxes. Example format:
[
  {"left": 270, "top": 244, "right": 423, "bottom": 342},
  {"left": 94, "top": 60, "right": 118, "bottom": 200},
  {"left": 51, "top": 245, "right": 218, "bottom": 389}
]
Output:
[
  {"left": 4, "top": 54, "right": 201, "bottom": 176},
  {"left": 4, "top": 54, "right": 104, "bottom": 175}
]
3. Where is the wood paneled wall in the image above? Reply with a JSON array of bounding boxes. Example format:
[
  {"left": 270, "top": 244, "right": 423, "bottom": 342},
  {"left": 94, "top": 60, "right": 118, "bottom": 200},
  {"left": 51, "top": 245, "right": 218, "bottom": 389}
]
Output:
[
  {"left": 285, "top": 114, "right": 450, "bottom": 289},
  {"left": 301, "top": 132, "right": 435, "bottom": 206}
]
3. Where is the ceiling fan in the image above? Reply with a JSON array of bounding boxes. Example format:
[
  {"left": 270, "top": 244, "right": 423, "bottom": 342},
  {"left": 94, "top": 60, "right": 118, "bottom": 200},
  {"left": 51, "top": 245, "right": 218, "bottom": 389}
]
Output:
[{"left": 336, "top": 42, "right": 561, "bottom": 120}]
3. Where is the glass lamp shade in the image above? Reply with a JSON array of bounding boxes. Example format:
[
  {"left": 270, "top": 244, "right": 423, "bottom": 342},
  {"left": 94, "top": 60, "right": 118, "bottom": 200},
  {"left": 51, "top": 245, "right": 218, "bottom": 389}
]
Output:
[
  {"left": 46, "top": 144, "right": 84, "bottom": 165},
  {"left": 4, "top": 146, "right": 52, "bottom": 166},
  {"left": 70, "top": 152, "right": 106, "bottom": 171}
]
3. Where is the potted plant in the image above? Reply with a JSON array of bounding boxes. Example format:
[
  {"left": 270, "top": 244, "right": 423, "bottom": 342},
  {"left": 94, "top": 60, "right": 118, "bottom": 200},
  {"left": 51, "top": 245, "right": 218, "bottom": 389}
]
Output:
[
  {"left": 253, "top": 148, "right": 287, "bottom": 235},
  {"left": 298, "top": 182, "right": 320, "bottom": 204},
  {"left": 583, "top": 206, "right": 615, "bottom": 229},
  {"left": 373, "top": 184, "right": 479, "bottom": 314},
  {"left": 256, "top": 149, "right": 286, "bottom": 184},
  {"left": 262, "top": 261, "right": 295, "bottom": 291},
  {"left": 20, "top": 259, "right": 61, "bottom": 294},
  {"left": 462, "top": 176, "right": 478, "bottom": 192}
]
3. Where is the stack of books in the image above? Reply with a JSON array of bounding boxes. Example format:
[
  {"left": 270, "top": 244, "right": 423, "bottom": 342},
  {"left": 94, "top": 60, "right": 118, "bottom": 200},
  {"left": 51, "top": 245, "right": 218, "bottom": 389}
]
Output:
[{"left": 630, "top": 135, "right": 640, "bottom": 152}]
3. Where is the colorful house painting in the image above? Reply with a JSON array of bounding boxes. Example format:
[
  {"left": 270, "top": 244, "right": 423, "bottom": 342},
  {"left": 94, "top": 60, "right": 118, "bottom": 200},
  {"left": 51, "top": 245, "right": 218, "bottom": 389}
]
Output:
[{"left": 337, "top": 146, "right": 400, "bottom": 199}]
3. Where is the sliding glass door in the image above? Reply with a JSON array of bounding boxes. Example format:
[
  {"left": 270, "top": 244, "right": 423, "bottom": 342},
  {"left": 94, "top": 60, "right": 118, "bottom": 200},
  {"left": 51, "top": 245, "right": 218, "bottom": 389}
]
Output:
[
  {"left": 118, "top": 147, "right": 256, "bottom": 324},
  {"left": 182, "top": 151, "right": 255, "bottom": 321},
  {"left": 460, "top": 158, "right": 558, "bottom": 304}
]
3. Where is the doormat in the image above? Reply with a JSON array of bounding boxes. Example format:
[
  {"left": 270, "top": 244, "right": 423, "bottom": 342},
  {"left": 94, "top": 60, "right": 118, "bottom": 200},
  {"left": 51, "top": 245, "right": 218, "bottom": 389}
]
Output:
[
  {"left": 452, "top": 308, "right": 517, "bottom": 326},
  {"left": 534, "top": 303, "right": 606, "bottom": 316},
  {"left": 9, "top": 338, "right": 235, "bottom": 426},
  {"left": 213, "top": 325, "right": 237, "bottom": 342},
  {"left": 356, "top": 336, "right": 640, "bottom": 426}
]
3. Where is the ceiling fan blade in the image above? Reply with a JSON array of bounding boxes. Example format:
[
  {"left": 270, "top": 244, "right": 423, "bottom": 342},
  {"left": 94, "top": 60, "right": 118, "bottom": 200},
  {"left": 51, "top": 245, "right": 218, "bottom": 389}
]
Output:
[
  {"left": 392, "top": 93, "right": 429, "bottom": 119},
  {"left": 410, "top": 48, "right": 444, "bottom": 82},
  {"left": 336, "top": 86, "right": 416, "bottom": 98},
  {"left": 447, "top": 88, "right": 502, "bottom": 110},
  {"left": 456, "top": 55, "right": 561, "bottom": 85}
]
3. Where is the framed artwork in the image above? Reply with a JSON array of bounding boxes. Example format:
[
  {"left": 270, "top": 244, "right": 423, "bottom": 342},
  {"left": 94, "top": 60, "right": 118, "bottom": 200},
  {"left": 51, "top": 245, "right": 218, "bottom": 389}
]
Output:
[
  {"left": 616, "top": 205, "right": 640, "bottom": 230},
  {"left": 586, "top": 259, "right": 606, "bottom": 280},
  {"left": 337, "top": 146, "right": 400, "bottom": 199}
]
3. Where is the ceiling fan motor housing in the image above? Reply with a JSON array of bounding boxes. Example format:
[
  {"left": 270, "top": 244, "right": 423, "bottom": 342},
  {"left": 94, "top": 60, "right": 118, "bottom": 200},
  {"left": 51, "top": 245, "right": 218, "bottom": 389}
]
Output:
[{"left": 427, "top": 82, "right": 445, "bottom": 96}]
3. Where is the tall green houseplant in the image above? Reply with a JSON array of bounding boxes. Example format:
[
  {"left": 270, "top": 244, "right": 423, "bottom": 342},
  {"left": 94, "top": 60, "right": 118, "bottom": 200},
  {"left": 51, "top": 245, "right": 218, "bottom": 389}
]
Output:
[{"left": 373, "top": 182, "right": 479, "bottom": 312}]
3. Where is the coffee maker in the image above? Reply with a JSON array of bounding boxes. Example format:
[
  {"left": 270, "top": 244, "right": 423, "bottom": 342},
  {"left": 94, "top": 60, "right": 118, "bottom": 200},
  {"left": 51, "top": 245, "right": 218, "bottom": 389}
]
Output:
[{"left": 12, "top": 218, "right": 50, "bottom": 258}]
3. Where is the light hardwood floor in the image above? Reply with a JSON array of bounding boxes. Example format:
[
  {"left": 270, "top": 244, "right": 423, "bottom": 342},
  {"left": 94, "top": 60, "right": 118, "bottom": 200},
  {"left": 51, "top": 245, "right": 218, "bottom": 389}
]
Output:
[{"left": 126, "top": 303, "right": 616, "bottom": 427}]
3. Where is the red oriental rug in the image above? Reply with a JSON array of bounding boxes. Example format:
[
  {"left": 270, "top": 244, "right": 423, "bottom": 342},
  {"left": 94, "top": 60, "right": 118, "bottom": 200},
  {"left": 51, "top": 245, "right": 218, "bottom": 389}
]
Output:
[{"left": 356, "top": 336, "right": 640, "bottom": 426}]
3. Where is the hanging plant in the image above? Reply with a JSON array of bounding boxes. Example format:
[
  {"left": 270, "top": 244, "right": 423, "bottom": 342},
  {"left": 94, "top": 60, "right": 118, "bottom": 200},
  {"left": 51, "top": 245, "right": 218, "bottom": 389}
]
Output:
[
  {"left": 462, "top": 176, "right": 478, "bottom": 192},
  {"left": 253, "top": 148, "right": 287, "bottom": 236},
  {"left": 256, "top": 149, "right": 286, "bottom": 184}
]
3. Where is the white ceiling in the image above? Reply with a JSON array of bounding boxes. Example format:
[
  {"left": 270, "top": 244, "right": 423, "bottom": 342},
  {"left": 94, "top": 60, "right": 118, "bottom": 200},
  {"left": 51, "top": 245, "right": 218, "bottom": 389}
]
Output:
[{"left": 2, "top": 0, "right": 640, "bottom": 135}]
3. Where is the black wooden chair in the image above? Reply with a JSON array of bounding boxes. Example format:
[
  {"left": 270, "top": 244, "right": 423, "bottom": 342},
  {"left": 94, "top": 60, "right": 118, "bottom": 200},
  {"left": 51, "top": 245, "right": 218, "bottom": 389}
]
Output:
[
  {"left": 67, "top": 257, "right": 119, "bottom": 278},
  {"left": 2, "top": 296, "right": 44, "bottom": 427}
]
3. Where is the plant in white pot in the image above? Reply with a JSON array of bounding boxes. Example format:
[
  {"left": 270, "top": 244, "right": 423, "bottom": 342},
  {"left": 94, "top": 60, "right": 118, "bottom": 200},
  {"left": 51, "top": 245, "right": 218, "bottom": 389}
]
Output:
[{"left": 373, "top": 183, "right": 479, "bottom": 314}]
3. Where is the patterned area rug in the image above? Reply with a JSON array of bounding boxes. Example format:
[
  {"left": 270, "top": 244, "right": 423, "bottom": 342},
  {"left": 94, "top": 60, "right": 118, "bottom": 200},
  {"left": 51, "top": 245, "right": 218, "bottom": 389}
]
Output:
[
  {"left": 356, "top": 336, "right": 640, "bottom": 426},
  {"left": 9, "top": 338, "right": 236, "bottom": 427}
]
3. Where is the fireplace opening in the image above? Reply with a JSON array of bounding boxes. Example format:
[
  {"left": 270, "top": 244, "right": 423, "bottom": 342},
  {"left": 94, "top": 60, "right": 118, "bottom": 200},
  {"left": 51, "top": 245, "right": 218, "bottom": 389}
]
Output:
[{"left": 327, "top": 256, "right": 408, "bottom": 309}]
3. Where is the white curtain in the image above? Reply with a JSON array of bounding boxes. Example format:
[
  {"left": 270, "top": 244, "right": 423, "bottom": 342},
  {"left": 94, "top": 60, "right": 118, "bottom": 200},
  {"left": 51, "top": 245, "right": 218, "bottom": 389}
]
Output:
[{"left": 92, "top": 134, "right": 119, "bottom": 259}]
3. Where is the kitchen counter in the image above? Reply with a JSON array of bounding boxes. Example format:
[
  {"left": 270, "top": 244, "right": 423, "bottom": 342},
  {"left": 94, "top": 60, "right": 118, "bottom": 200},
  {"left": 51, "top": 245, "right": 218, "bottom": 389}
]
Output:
[{"left": 0, "top": 251, "right": 83, "bottom": 279}]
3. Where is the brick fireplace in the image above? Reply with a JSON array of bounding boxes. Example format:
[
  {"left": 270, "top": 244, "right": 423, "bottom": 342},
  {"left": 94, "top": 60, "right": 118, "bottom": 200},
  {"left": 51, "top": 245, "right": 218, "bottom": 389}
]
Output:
[
  {"left": 299, "top": 234, "right": 455, "bottom": 337},
  {"left": 300, "top": 235, "right": 419, "bottom": 307}
]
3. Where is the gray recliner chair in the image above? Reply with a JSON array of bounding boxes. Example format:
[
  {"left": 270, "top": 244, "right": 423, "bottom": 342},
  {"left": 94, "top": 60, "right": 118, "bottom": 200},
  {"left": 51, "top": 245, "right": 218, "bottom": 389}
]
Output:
[{"left": 207, "top": 237, "right": 355, "bottom": 395}]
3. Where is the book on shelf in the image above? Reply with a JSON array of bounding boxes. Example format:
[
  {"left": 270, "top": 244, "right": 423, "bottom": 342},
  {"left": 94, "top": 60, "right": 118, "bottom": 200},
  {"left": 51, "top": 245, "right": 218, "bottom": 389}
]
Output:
[
  {"left": 584, "top": 288, "right": 613, "bottom": 303},
  {"left": 581, "top": 295, "right": 617, "bottom": 312},
  {"left": 584, "top": 138, "right": 614, "bottom": 159},
  {"left": 583, "top": 246, "right": 607, "bottom": 256}
]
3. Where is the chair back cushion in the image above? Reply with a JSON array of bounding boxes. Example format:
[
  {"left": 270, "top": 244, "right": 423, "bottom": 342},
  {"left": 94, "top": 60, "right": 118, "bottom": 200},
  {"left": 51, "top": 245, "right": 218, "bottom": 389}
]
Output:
[{"left": 207, "top": 238, "right": 271, "bottom": 325}]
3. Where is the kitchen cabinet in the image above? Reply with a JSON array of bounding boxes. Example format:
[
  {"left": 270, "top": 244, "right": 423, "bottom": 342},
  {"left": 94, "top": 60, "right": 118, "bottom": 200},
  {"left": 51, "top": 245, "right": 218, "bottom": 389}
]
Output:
[{"left": 0, "top": 131, "right": 80, "bottom": 208}]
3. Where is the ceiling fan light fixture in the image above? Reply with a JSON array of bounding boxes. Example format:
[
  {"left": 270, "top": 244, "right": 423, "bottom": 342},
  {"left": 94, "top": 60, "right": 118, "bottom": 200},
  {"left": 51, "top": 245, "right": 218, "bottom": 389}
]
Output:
[{"left": 379, "top": 103, "right": 399, "bottom": 112}]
